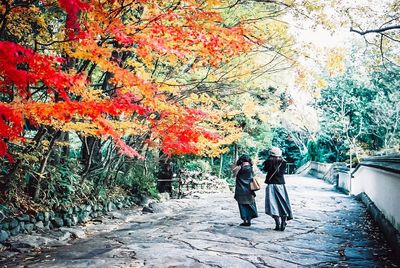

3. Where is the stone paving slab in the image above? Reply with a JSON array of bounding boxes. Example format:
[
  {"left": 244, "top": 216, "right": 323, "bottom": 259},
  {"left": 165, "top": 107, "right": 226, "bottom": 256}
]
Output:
[{"left": 0, "top": 175, "right": 398, "bottom": 267}]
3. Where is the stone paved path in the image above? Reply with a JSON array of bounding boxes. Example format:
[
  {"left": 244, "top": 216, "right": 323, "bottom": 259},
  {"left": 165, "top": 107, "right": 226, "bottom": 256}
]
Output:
[{"left": 1, "top": 175, "right": 398, "bottom": 267}]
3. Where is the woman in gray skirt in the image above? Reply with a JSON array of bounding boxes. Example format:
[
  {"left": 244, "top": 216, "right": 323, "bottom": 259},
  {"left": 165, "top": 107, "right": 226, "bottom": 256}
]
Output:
[
  {"left": 233, "top": 155, "right": 258, "bottom": 226},
  {"left": 262, "top": 147, "right": 293, "bottom": 231}
]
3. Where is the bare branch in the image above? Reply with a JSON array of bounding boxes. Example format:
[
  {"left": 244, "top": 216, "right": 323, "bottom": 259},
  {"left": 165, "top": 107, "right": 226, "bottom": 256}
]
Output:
[{"left": 350, "top": 25, "right": 400, "bottom": 35}]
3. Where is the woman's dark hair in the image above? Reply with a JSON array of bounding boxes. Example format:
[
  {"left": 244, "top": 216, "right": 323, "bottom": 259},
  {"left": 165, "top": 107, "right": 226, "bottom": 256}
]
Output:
[{"left": 236, "top": 154, "right": 253, "bottom": 166}]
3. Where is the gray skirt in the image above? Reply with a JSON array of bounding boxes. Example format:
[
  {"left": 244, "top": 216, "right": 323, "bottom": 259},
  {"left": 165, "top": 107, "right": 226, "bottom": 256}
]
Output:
[{"left": 265, "top": 184, "right": 293, "bottom": 220}]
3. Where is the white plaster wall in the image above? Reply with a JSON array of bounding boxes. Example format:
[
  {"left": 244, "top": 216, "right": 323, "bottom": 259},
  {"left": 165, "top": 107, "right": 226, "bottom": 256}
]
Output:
[
  {"left": 351, "top": 166, "right": 400, "bottom": 232},
  {"left": 338, "top": 172, "right": 350, "bottom": 193}
]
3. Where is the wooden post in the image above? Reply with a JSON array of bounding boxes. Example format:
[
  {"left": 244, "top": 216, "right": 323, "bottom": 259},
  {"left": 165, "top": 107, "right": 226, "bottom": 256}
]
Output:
[
  {"left": 158, "top": 152, "right": 173, "bottom": 193},
  {"left": 218, "top": 154, "right": 223, "bottom": 179},
  {"left": 349, "top": 146, "right": 352, "bottom": 171},
  {"left": 178, "top": 177, "right": 182, "bottom": 198}
]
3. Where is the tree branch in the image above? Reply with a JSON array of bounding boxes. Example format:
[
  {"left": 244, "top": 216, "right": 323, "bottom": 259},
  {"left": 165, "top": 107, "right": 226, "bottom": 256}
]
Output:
[{"left": 350, "top": 25, "right": 400, "bottom": 35}]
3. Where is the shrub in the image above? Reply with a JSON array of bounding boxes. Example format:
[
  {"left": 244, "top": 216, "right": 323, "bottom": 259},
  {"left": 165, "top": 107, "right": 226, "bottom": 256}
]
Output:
[
  {"left": 183, "top": 159, "right": 212, "bottom": 173},
  {"left": 118, "top": 165, "right": 159, "bottom": 199}
]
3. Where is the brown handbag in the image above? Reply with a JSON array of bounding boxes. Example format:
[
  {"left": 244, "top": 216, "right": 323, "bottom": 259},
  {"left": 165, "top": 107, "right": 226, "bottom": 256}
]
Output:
[{"left": 250, "top": 177, "right": 261, "bottom": 191}]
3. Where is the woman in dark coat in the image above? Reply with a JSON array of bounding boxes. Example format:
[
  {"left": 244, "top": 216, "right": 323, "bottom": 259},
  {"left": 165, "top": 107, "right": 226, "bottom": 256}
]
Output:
[
  {"left": 262, "top": 147, "right": 293, "bottom": 231},
  {"left": 233, "top": 155, "right": 258, "bottom": 226}
]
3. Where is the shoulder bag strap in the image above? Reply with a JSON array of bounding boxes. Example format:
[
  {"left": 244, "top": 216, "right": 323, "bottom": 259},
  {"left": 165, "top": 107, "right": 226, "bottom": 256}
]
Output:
[{"left": 266, "top": 162, "right": 282, "bottom": 183}]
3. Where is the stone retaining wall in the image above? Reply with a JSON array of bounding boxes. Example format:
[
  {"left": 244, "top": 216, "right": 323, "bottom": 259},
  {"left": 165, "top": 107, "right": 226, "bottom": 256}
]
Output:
[
  {"left": 308, "top": 161, "right": 332, "bottom": 180},
  {"left": 307, "top": 161, "right": 348, "bottom": 185},
  {"left": 0, "top": 196, "right": 139, "bottom": 243},
  {"left": 173, "top": 170, "right": 231, "bottom": 198}
]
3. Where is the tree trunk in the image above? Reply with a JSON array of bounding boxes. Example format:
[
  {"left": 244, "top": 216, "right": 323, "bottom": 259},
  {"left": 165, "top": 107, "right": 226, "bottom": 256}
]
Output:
[
  {"left": 158, "top": 152, "right": 172, "bottom": 193},
  {"left": 61, "top": 132, "right": 70, "bottom": 160},
  {"left": 3, "top": 126, "right": 47, "bottom": 198},
  {"left": 80, "top": 136, "right": 102, "bottom": 179},
  {"left": 218, "top": 154, "right": 224, "bottom": 179},
  {"left": 34, "top": 130, "right": 61, "bottom": 201},
  {"left": 233, "top": 143, "right": 238, "bottom": 163}
]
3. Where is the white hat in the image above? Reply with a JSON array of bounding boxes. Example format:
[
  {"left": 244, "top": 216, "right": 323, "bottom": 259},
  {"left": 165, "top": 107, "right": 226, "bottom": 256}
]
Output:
[{"left": 270, "top": 147, "right": 282, "bottom": 157}]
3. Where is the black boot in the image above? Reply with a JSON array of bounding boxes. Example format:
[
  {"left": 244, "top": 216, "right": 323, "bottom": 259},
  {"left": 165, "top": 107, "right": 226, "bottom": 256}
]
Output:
[
  {"left": 280, "top": 216, "right": 287, "bottom": 231},
  {"left": 273, "top": 216, "right": 280, "bottom": 231},
  {"left": 240, "top": 220, "right": 251, "bottom": 226}
]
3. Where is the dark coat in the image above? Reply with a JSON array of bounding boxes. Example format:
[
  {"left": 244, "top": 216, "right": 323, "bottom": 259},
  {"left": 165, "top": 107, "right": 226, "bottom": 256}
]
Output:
[
  {"left": 234, "top": 165, "right": 255, "bottom": 204},
  {"left": 263, "top": 157, "right": 287, "bottom": 184}
]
